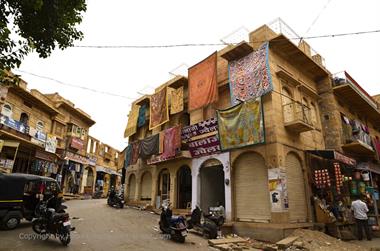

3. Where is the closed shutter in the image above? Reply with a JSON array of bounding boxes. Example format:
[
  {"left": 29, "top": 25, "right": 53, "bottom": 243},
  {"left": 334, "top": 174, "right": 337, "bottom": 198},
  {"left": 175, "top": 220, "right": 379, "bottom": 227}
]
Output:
[
  {"left": 141, "top": 172, "right": 152, "bottom": 200},
  {"left": 234, "top": 153, "right": 270, "bottom": 222},
  {"left": 128, "top": 175, "right": 136, "bottom": 201},
  {"left": 286, "top": 153, "right": 307, "bottom": 222}
]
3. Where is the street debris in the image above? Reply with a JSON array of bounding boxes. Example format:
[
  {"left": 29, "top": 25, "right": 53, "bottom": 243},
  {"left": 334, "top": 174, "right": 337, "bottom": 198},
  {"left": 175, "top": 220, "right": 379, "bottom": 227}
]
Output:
[{"left": 209, "top": 229, "right": 369, "bottom": 251}]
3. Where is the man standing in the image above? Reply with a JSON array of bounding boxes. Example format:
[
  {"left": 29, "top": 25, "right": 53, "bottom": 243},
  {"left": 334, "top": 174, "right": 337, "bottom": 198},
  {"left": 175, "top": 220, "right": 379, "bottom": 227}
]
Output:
[{"left": 351, "top": 195, "right": 372, "bottom": 241}]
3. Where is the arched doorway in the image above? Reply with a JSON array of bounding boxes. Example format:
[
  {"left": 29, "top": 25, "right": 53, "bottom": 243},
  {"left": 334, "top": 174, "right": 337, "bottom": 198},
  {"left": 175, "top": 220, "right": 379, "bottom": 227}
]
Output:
[
  {"left": 233, "top": 152, "right": 270, "bottom": 222},
  {"left": 286, "top": 153, "right": 307, "bottom": 222},
  {"left": 140, "top": 172, "right": 152, "bottom": 203},
  {"left": 199, "top": 159, "right": 225, "bottom": 213},
  {"left": 177, "top": 166, "right": 192, "bottom": 209},
  {"left": 87, "top": 168, "right": 94, "bottom": 187},
  {"left": 128, "top": 174, "right": 136, "bottom": 201},
  {"left": 157, "top": 169, "right": 170, "bottom": 207}
]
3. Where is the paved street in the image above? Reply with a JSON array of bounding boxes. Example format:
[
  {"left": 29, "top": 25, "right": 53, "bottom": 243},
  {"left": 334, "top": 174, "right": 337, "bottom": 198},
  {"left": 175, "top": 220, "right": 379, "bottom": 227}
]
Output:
[{"left": 0, "top": 199, "right": 211, "bottom": 251}]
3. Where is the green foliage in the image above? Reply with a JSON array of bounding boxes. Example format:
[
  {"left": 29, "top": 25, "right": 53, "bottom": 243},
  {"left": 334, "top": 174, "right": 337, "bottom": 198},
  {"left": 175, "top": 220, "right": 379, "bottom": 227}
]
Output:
[{"left": 0, "top": 0, "right": 86, "bottom": 72}]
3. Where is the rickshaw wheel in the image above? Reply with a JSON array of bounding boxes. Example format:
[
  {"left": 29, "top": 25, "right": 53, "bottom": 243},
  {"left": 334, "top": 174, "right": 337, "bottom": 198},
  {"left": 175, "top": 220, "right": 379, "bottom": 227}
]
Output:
[{"left": 3, "top": 216, "right": 20, "bottom": 230}]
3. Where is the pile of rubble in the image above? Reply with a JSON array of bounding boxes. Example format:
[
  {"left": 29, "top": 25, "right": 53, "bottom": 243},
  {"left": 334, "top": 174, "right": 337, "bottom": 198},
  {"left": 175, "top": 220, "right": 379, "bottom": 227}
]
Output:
[{"left": 208, "top": 229, "right": 368, "bottom": 251}]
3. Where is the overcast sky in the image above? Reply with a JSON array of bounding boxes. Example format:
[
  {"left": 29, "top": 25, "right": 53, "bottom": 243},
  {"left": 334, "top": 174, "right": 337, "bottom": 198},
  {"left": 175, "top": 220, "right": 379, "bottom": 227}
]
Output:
[{"left": 14, "top": 0, "right": 380, "bottom": 151}]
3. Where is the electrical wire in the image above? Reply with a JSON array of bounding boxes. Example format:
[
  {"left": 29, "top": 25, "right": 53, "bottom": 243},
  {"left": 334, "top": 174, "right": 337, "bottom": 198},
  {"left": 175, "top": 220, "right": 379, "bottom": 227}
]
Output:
[
  {"left": 14, "top": 69, "right": 136, "bottom": 100},
  {"left": 72, "top": 29, "right": 380, "bottom": 49},
  {"left": 305, "top": 0, "right": 333, "bottom": 35}
]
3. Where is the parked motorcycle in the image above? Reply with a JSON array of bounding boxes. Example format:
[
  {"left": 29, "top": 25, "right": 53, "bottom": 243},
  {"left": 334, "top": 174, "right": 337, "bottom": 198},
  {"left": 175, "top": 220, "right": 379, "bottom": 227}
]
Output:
[
  {"left": 159, "top": 203, "right": 187, "bottom": 243},
  {"left": 187, "top": 206, "right": 225, "bottom": 239},
  {"left": 32, "top": 197, "right": 75, "bottom": 246},
  {"left": 107, "top": 189, "right": 124, "bottom": 208}
]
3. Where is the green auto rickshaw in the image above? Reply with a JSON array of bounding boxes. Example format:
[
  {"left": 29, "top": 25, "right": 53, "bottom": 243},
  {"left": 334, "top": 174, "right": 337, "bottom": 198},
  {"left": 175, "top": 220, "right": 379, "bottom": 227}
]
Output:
[{"left": 0, "top": 173, "right": 64, "bottom": 230}]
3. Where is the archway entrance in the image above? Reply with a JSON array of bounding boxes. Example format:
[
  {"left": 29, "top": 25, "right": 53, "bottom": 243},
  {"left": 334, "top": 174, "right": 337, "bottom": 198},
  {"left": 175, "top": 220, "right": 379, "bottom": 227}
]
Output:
[
  {"left": 140, "top": 172, "right": 152, "bottom": 203},
  {"left": 157, "top": 169, "right": 170, "bottom": 207},
  {"left": 177, "top": 166, "right": 192, "bottom": 209},
  {"left": 128, "top": 174, "right": 136, "bottom": 201},
  {"left": 200, "top": 159, "right": 225, "bottom": 213}
]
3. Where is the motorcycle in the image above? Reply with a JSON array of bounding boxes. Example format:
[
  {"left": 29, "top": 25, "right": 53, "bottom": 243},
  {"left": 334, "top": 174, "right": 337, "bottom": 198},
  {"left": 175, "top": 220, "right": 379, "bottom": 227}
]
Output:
[
  {"left": 159, "top": 203, "right": 187, "bottom": 243},
  {"left": 187, "top": 206, "right": 225, "bottom": 239},
  {"left": 32, "top": 197, "right": 75, "bottom": 246},
  {"left": 107, "top": 189, "right": 124, "bottom": 208}
]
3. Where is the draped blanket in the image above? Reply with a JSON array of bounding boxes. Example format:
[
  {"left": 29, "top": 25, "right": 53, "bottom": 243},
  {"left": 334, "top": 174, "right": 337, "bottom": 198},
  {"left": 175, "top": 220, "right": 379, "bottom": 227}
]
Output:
[
  {"left": 140, "top": 134, "right": 159, "bottom": 159},
  {"left": 188, "top": 52, "right": 218, "bottom": 111},
  {"left": 162, "top": 126, "right": 181, "bottom": 158},
  {"left": 229, "top": 42, "right": 273, "bottom": 105},
  {"left": 137, "top": 104, "right": 147, "bottom": 127},
  {"left": 150, "top": 88, "right": 169, "bottom": 130},
  {"left": 170, "top": 86, "right": 184, "bottom": 114},
  {"left": 124, "top": 144, "right": 132, "bottom": 168},
  {"left": 130, "top": 141, "right": 141, "bottom": 165},
  {"left": 217, "top": 98, "right": 264, "bottom": 150},
  {"left": 124, "top": 104, "right": 140, "bottom": 138}
]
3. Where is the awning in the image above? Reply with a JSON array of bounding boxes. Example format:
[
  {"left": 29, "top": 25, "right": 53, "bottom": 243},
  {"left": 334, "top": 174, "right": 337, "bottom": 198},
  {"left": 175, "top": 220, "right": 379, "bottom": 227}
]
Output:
[
  {"left": 96, "top": 166, "right": 122, "bottom": 176},
  {"left": 307, "top": 150, "right": 356, "bottom": 166},
  {"left": 356, "top": 162, "right": 380, "bottom": 175}
]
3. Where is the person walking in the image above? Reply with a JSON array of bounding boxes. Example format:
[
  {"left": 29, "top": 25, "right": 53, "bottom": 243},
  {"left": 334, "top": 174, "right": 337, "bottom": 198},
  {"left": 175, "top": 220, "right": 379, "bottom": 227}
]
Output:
[{"left": 351, "top": 195, "right": 372, "bottom": 241}]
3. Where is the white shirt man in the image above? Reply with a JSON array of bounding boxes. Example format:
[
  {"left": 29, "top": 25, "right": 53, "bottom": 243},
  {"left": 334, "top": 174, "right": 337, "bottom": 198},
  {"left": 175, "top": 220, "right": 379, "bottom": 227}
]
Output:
[{"left": 351, "top": 198, "right": 369, "bottom": 220}]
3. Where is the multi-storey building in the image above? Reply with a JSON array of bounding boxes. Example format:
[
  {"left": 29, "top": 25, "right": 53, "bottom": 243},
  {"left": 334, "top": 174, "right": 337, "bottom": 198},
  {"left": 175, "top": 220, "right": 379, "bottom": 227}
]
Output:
[
  {"left": 87, "top": 135, "right": 121, "bottom": 197},
  {"left": 122, "top": 20, "right": 380, "bottom": 241}
]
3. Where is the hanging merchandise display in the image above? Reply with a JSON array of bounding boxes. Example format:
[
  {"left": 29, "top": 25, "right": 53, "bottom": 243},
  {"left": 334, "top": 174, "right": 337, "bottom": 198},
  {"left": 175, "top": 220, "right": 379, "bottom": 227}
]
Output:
[
  {"left": 124, "top": 144, "right": 132, "bottom": 168},
  {"left": 334, "top": 163, "right": 344, "bottom": 194},
  {"left": 139, "top": 134, "right": 159, "bottom": 159},
  {"left": 130, "top": 141, "right": 140, "bottom": 165},
  {"left": 229, "top": 42, "right": 273, "bottom": 105},
  {"left": 313, "top": 169, "right": 331, "bottom": 189},
  {"left": 170, "top": 86, "right": 184, "bottom": 114},
  {"left": 149, "top": 87, "right": 169, "bottom": 130},
  {"left": 137, "top": 104, "right": 147, "bottom": 127},
  {"left": 188, "top": 52, "right": 218, "bottom": 111},
  {"left": 124, "top": 104, "right": 140, "bottom": 138},
  {"left": 162, "top": 126, "right": 181, "bottom": 158}
]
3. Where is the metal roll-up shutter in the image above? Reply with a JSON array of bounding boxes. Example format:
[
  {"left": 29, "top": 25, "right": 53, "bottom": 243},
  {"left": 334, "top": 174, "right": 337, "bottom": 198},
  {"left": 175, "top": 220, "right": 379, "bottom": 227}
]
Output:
[
  {"left": 234, "top": 153, "right": 270, "bottom": 222},
  {"left": 286, "top": 153, "right": 307, "bottom": 222},
  {"left": 141, "top": 172, "right": 152, "bottom": 200},
  {"left": 128, "top": 174, "right": 136, "bottom": 201}
]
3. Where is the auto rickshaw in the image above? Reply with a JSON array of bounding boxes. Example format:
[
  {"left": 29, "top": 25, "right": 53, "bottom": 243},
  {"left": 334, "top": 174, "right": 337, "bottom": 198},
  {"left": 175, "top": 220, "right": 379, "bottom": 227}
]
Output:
[{"left": 0, "top": 173, "right": 64, "bottom": 230}]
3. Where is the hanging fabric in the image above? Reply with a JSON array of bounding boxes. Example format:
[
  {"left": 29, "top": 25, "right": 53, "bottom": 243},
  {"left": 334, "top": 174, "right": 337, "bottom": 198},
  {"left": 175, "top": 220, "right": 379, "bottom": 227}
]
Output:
[
  {"left": 217, "top": 98, "right": 264, "bottom": 150},
  {"left": 140, "top": 134, "right": 160, "bottom": 159},
  {"left": 162, "top": 126, "right": 181, "bottom": 158},
  {"left": 124, "top": 104, "right": 140, "bottom": 138},
  {"left": 137, "top": 104, "right": 147, "bottom": 127},
  {"left": 149, "top": 87, "right": 169, "bottom": 130},
  {"left": 159, "top": 131, "right": 165, "bottom": 154},
  {"left": 124, "top": 144, "right": 132, "bottom": 168},
  {"left": 229, "top": 42, "right": 273, "bottom": 105},
  {"left": 188, "top": 52, "right": 218, "bottom": 111},
  {"left": 130, "top": 141, "right": 141, "bottom": 165},
  {"left": 170, "top": 86, "right": 184, "bottom": 114}
]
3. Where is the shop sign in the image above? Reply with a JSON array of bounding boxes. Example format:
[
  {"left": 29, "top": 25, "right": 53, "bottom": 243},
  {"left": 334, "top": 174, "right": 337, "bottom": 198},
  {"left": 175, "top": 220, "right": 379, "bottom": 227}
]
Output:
[
  {"left": 334, "top": 151, "right": 356, "bottom": 166},
  {"left": 268, "top": 168, "right": 288, "bottom": 212},
  {"left": 70, "top": 137, "right": 84, "bottom": 150},
  {"left": 0, "top": 158, "right": 14, "bottom": 169},
  {"left": 29, "top": 127, "right": 47, "bottom": 142},
  {"left": 181, "top": 117, "right": 218, "bottom": 142},
  {"left": 147, "top": 154, "right": 176, "bottom": 165},
  {"left": 87, "top": 155, "right": 97, "bottom": 166},
  {"left": 188, "top": 135, "right": 221, "bottom": 158},
  {"left": 65, "top": 151, "right": 89, "bottom": 165},
  {"left": 45, "top": 134, "right": 57, "bottom": 153},
  {"left": 35, "top": 150, "right": 56, "bottom": 162},
  {"left": 31, "top": 138, "right": 45, "bottom": 148},
  {"left": 0, "top": 115, "right": 28, "bottom": 134}
]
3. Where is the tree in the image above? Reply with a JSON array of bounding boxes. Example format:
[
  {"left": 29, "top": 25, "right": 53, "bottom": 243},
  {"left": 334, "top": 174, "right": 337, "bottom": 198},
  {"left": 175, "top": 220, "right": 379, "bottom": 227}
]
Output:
[{"left": 0, "top": 0, "right": 87, "bottom": 85}]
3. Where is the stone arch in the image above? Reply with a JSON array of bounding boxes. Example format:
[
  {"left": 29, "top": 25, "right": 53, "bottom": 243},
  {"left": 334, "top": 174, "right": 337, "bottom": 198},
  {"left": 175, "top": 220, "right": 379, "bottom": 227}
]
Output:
[
  {"left": 233, "top": 151, "right": 270, "bottom": 222},
  {"left": 176, "top": 165, "right": 192, "bottom": 209},
  {"left": 140, "top": 171, "right": 153, "bottom": 202},
  {"left": 127, "top": 173, "right": 137, "bottom": 201}
]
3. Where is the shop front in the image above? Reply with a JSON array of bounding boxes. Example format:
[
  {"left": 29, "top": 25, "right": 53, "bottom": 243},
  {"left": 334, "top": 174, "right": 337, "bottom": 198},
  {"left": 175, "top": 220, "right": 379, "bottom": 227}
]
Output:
[
  {"left": 0, "top": 140, "right": 19, "bottom": 174},
  {"left": 61, "top": 151, "right": 88, "bottom": 194},
  {"left": 96, "top": 165, "right": 121, "bottom": 197},
  {"left": 306, "top": 150, "right": 380, "bottom": 237}
]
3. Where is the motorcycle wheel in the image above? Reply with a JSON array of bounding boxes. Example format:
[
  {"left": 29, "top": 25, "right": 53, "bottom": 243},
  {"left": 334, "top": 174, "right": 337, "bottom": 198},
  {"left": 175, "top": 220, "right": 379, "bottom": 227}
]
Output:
[
  {"left": 119, "top": 202, "right": 124, "bottom": 209},
  {"left": 203, "top": 223, "right": 217, "bottom": 239},
  {"left": 173, "top": 232, "right": 185, "bottom": 243},
  {"left": 59, "top": 227, "right": 71, "bottom": 246},
  {"left": 32, "top": 220, "right": 45, "bottom": 234}
]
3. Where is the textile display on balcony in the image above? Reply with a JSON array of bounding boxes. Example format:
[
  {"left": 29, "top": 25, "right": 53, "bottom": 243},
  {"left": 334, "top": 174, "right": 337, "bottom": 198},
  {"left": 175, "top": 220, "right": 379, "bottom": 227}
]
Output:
[
  {"left": 149, "top": 88, "right": 169, "bottom": 130},
  {"left": 170, "top": 86, "right": 184, "bottom": 114},
  {"left": 162, "top": 126, "right": 181, "bottom": 158},
  {"left": 229, "top": 42, "right": 273, "bottom": 105},
  {"left": 124, "top": 144, "right": 132, "bottom": 168},
  {"left": 137, "top": 104, "right": 147, "bottom": 127},
  {"left": 188, "top": 52, "right": 218, "bottom": 111},
  {"left": 217, "top": 98, "right": 264, "bottom": 150},
  {"left": 140, "top": 134, "right": 160, "bottom": 159},
  {"left": 130, "top": 141, "right": 141, "bottom": 165},
  {"left": 159, "top": 131, "right": 165, "bottom": 154},
  {"left": 372, "top": 137, "right": 380, "bottom": 160},
  {"left": 124, "top": 104, "right": 140, "bottom": 138}
]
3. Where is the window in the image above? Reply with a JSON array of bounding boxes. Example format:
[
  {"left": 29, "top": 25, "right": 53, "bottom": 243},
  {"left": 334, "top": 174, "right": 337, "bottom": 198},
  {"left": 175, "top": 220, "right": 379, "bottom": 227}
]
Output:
[
  {"left": 105, "top": 146, "right": 109, "bottom": 153},
  {"left": 36, "top": 121, "right": 44, "bottom": 131},
  {"left": 20, "top": 112, "right": 29, "bottom": 126},
  {"left": 1, "top": 104, "right": 12, "bottom": 117}
]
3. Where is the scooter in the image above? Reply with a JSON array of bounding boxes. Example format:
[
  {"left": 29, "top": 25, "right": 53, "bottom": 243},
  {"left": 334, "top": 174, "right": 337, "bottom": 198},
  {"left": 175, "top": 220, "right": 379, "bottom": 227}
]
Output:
[
  {"left": 32, "top": 197, "right": 75, "bottom": 246},
  {"left": 159, "top": 203, "right": 187, "bottom": 243},
  {"left": 107, "top": 189, "right": 124, "bottom": 209},
  {"left": 187, "top": 206, "right": 225, "bottom": 239}
]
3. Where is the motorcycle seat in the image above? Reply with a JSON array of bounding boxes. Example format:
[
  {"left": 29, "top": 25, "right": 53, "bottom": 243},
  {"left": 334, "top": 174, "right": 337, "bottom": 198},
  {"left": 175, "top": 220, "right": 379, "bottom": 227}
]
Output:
[
  {"left": 53, "top": 212, "right": 69, "bottom": 221},
  {"left": 170, "top": 216, "right": 184, "bottom": 224}
]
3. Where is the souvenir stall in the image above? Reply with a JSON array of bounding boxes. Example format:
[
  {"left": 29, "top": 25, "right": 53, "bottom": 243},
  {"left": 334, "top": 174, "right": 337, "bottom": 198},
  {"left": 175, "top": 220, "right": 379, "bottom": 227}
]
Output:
[{"left": 306, "top": 151, "right": 379, "bottom": 237}]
